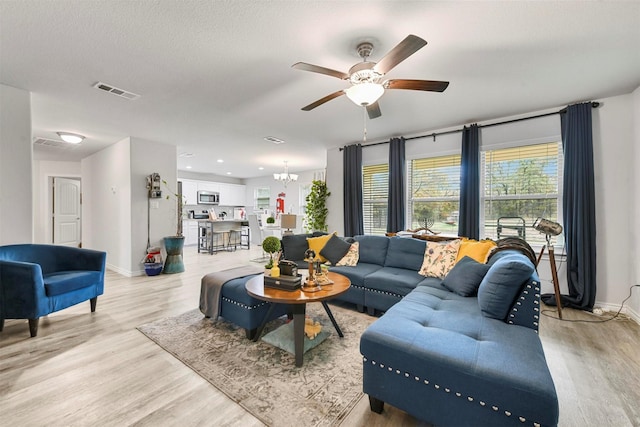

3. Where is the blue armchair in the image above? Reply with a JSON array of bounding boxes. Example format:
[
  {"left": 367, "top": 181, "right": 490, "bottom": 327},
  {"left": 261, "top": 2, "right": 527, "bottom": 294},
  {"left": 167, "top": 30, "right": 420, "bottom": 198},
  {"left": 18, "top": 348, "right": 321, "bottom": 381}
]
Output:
[{"left": 0, "top": 244, "right": 107, "bottom": 337}]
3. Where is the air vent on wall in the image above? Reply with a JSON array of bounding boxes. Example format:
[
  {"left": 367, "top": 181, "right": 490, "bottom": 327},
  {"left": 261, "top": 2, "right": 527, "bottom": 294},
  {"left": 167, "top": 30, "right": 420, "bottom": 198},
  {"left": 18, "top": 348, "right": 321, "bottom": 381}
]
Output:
[
  {"left": 92, "top": 81, "right": 140, "bottom": 100},
  {"left": 33, "top": 137, "right": 78, "bottom": 149}
]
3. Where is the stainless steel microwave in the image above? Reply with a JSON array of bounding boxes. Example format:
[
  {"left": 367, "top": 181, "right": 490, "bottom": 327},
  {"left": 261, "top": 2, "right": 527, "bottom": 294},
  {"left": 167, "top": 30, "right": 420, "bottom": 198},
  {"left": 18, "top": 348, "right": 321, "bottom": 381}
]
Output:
[{"left": 197, "top": 191, "right": 219, "bottom": 205}]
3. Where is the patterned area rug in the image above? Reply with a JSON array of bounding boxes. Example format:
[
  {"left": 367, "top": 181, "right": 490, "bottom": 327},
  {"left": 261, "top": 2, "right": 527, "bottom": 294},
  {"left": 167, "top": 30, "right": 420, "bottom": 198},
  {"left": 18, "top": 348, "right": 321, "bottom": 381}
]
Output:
[{"left": 137, "top": 303, "right": 376, "bottom": 426}]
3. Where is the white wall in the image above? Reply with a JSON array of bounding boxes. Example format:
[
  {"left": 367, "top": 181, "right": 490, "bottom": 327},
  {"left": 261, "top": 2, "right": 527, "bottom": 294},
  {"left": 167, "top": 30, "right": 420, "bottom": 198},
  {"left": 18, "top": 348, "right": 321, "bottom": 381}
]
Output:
[
  {"left": 325, "top": 92, "right": 638, "bottom": 312},
  {"left": 82, "top": 138, "right": 133, "bottom": 274},
  {"left": 32, "top": 160, "right": 81, "bottom": 243},
  {"left": 591, "top": 94, "right": 635, "bottom": 308},
  {"left": 82, "top": 137, "right": 177, "bottom": 276},
  {"left": 0, "top": 84, "right": 33, "bottom": 244},
  {"left": 244, "top": 170, "right": 320, "bottom": 215},
  {"left": 631, "top": 86, "right": 640, "bottom": 319},
  {"left": 130, "top": 138, "right": 177, "bottom": 274}
]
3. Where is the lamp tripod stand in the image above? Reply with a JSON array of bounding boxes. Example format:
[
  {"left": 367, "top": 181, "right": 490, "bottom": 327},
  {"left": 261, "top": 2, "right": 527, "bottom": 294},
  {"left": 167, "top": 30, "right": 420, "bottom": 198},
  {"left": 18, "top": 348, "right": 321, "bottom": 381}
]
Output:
[{"left": 536, "top": 234, "right": 563, "bottom": 319}]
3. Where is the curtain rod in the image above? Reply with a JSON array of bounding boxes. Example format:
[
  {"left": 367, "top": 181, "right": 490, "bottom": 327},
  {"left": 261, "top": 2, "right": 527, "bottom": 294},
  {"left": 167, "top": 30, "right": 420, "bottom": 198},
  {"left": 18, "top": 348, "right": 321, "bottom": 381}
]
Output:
[{"left": 340, "top": 101, "right": 600, "bottom": 151}]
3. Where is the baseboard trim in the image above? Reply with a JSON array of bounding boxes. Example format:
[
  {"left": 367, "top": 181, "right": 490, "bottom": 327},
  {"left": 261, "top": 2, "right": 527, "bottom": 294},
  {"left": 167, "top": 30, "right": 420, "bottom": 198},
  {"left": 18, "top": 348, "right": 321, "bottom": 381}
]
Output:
[
  {"left": 106, "top": 263, "right": 145, "bottom": 277},
  {"left": 595, "top": 300, "right": 640, "bottom": 326}
]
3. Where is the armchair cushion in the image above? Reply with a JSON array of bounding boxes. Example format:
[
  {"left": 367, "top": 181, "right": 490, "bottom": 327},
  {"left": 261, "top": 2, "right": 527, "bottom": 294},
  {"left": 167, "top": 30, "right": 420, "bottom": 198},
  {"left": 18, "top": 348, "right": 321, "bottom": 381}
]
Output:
[{"left": 43, "top": 271, "right": 103, "bottom": 296}]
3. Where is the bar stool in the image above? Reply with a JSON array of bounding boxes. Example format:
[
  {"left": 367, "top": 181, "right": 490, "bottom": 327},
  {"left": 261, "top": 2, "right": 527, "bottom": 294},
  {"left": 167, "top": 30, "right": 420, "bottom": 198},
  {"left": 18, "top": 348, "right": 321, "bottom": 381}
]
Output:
[
  {"left": 228, "top": 229, "right": 242, "bottom": 251},
  {"left": 210, "top": 231, "right": 225, "bottom": 254}
]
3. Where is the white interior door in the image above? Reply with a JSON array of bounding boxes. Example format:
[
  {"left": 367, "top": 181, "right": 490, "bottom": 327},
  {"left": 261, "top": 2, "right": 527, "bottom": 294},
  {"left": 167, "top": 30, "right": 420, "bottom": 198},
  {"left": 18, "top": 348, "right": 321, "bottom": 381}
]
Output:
[{"left": 53, "top": 177, "right": 81, "bottom": 246}]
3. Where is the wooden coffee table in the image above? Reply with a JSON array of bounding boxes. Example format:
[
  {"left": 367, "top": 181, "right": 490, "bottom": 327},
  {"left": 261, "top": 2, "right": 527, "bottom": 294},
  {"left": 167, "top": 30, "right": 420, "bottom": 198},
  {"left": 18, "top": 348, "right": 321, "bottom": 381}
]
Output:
[{"left": 245, "top": 271, "right": 351, "bottom": 367}]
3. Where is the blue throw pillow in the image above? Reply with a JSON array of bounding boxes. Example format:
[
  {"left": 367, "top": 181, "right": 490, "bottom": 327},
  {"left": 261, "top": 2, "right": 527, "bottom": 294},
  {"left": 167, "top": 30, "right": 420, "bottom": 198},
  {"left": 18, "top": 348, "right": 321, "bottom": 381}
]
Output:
[
  {"left": 477, "top": 255, "right": 535, "bottom": 320},
  {"left": 320, "top": 234, "right": 352, "bottom": 265},
  {"left": 441, "top": 256, "right": 490, "bottom": 297}
]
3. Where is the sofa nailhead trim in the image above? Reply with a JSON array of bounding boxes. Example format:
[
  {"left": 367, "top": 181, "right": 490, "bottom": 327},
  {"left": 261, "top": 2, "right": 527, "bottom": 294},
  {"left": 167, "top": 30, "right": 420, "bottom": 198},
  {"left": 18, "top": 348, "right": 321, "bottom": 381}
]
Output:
[
  {"left": 367, "top": 288, "right": 403, "bottom": 299},
  {"left": 365, "top": 358, "right": 542, "bottom": 426},
  {"left": 221, "top": 297, "right": 269, "bottom": 310}
]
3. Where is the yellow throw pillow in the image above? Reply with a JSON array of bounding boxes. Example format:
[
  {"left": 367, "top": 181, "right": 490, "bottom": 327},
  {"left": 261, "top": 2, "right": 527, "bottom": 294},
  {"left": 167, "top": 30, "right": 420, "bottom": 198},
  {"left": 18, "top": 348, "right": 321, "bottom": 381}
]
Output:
[
  {"left": 418, "top": 239, "right": 462, "bottom": 278},
  {"left": 456, "top": 238, "right": 497, "bottom": 264},
  {"left": 306, "top": 233, "right": 336, "bottom": 262}
]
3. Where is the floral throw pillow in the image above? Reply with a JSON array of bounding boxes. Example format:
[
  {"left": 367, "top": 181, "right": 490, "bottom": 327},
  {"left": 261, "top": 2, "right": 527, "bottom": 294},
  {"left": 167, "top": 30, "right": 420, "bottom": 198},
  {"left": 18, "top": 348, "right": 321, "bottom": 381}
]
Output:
[
  {"left": 336, "top": 242, "right": 359, "bottom": 266},
  {"left": 418, "top": 239, "right": 462, "bottom": 278}
]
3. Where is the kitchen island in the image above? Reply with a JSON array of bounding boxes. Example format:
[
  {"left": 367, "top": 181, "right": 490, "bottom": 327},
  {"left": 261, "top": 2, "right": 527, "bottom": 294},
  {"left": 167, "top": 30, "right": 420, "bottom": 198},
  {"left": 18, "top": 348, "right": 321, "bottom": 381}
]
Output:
[{"left": 198, "top": 220, "right": 249, "bottom": 254}]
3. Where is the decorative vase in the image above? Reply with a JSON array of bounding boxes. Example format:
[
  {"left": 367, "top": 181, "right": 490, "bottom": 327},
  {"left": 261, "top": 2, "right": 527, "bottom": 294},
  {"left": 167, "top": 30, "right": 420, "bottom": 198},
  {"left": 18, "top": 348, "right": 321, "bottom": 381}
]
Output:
[{"left": 163, "top": 236, "right": 185, "bottom": 274}]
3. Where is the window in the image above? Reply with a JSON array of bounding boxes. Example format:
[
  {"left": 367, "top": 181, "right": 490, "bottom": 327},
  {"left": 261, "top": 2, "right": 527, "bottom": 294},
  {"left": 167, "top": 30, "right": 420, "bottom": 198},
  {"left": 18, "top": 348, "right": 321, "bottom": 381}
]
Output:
[
  {"left": 254, "top": 187, "right": 270, "bottom": 211},
  {"left": 362, "top": 164, "right": 388, "bottom": 235},
  {"left": 408, "top": 154, "right": 461, "bottom": 234},
  {"left": 481, "top": 142, "right": 562, "bottom": 245}
]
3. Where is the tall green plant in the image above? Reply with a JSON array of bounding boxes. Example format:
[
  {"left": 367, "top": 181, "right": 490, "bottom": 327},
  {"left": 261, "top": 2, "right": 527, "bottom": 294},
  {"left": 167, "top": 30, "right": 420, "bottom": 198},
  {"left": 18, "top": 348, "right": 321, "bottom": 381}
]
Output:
[{"left": 304, "top": 180, "right": 331, "bottom": 232}]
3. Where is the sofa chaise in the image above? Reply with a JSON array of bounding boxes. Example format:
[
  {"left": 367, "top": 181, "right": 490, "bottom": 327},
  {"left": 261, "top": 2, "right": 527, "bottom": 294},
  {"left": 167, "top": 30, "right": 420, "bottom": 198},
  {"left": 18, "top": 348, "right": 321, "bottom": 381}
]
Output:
[
  {"left": 280, "top": 233, "right": 559, "bottom": 426},
  {"left": 0, "top": 244, "right": 107, "bottom": 337}
]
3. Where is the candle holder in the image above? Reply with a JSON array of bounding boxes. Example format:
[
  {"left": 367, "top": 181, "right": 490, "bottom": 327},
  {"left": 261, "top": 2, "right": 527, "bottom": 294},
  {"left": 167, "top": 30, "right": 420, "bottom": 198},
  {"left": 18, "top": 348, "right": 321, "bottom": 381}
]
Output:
[{"left": 302, "top": 249, "right": 322, "bottom": 292}]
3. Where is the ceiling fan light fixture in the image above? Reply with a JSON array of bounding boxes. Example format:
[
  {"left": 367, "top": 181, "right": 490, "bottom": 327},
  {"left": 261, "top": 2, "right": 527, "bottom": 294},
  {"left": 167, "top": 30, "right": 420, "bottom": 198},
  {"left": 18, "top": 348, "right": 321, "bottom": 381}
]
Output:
[
  {"left": 56, "top": 132, "right": 85, "bottom": 144},
  {"left": 345, "top": 83, "right": 384, "bottom": 106}
]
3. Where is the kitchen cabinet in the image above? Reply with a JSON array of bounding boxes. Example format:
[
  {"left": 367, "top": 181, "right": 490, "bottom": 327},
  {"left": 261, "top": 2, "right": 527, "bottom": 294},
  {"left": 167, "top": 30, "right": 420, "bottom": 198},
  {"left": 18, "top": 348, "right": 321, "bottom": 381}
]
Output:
[
  {"left": 180, "top": 180, "right": 198, "bottom": 205},
  {"left": 197, "top": 182, "right": 220, "bottom": 193},
  {"left": 183, "top": 220, "right": 199, "bottom": 246},
  {"left": 219, "top": 183, "right": 246, "bottom": 206}
]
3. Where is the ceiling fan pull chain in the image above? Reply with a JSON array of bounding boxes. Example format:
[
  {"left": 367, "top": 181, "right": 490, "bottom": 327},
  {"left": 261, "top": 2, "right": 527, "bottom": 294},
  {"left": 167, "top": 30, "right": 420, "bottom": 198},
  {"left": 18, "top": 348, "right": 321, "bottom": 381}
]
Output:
[{"left": 363, "top": 107, "right": 367, "bottom": 143}]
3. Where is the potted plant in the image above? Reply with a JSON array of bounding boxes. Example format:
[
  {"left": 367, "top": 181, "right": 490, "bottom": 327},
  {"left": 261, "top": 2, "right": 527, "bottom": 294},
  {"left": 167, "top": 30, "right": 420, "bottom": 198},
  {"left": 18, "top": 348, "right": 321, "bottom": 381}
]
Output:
[
  {"left": 262, "top": 236, "right": 281, "bottom": 272},
  {"left": 162, "top": 179, "right": 187, "bottom": 274},
  {"left": 266, "top": 216, "right": 276, "bottom": 225},
  {"left": 304, "top": 179, "right": 331, "bottom": 232}
]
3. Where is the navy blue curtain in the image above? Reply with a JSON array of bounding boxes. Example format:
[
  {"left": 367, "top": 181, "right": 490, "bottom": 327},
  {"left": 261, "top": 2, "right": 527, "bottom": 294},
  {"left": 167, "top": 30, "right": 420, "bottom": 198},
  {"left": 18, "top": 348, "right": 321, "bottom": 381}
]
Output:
[
  {"left": 544, "top": 102, "right": 597, "bottom": 310},
  {"left": 343, "top": 144, "right": 364, "bottom": 237},
  {"left": 458, "top": 124, "right": 480, "bottom": 239},
  {"left": 387, "top": 137, "right": 406, "bottom": 233}
]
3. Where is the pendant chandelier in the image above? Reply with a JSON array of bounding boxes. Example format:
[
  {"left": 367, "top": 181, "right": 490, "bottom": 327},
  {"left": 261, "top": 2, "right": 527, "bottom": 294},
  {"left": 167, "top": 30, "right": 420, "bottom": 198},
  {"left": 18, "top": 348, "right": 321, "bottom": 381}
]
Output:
[{"left": 273, "top": 161, "right": 298, "bottom": 187}]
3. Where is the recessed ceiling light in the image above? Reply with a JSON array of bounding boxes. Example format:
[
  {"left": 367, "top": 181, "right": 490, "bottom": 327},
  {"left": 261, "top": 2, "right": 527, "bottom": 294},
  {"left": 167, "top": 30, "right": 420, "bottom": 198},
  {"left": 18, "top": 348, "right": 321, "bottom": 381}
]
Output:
[
  {"left": 264, "top": 136, "right": 285, "bottom": 144},
  {"left": 258, "top": 167, "right": 264, "bottom": 170},
  {"left": 217, "top": 159, "right": 224, "bottom": 163},
  {"left": 226, "top": 172, "right": 232, "bottom": 175},
  {"left": 57, "top": 132, "right": 85, "bottom": 144},
  {"left": 186, "top": 165, "right": 192, "bottom": 169}
]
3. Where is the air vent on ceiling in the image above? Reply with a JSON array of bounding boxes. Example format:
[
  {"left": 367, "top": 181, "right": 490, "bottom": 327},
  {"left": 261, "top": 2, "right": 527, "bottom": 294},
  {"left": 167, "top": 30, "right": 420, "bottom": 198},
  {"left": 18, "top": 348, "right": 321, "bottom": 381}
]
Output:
[
  {"left": 264, "top": 136, "right": 285, "bottom": 144},
  {"left": 93, "top": 81, "right": 140, "bottom": 100},
  {"left": 33, "top": 137, "right": 78, "bottom": 149}
]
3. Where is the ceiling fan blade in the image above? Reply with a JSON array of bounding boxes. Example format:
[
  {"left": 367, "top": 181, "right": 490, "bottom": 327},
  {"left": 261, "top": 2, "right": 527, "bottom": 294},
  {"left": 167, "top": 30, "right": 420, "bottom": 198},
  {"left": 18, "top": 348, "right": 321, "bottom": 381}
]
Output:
[
  {"left": 366, "top": 102, "right": 382, "bottom": 119},
  {"left": 292, "top": 62, "right": 349, "bottom": 80},
  {"left": 373, "top": 35, "right": 428, "bottom": 75},
  {"left": 385, "top": 79, "right": 449, "bottom": 92},
  {"left": 301, "top": 90, "right": 346, "bottom": 111}
]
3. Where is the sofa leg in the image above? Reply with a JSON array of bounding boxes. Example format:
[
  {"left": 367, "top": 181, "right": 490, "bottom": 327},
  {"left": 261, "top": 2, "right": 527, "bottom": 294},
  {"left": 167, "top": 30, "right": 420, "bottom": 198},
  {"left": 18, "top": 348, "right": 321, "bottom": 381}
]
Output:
[
  {"left": 245, "top": 328, "right": 257, "bottom": 340},
  {"left": 28, "top": 318, "right": 39, "bottom": 337},
  {"left": 367, "top": 306, "right": 376, "bottom": 316},
  {"left": 90, "top": 297, "right": 97, "bottom": 312},
  {"left": 368, "top": 396, "right": 384, "bottom": 414},
  {"left": 0, "top": 317, "right": 4, "bottom": 331},
  {"left": 356, "top": 304, "right": 364, "bottom": 313}
]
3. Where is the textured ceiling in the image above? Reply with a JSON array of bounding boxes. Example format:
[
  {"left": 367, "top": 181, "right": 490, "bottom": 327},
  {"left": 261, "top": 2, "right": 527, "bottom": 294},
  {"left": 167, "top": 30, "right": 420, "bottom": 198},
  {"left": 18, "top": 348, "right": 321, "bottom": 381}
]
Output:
[{"left": 1, "top": 1, "right": 639, "bottom": 178}]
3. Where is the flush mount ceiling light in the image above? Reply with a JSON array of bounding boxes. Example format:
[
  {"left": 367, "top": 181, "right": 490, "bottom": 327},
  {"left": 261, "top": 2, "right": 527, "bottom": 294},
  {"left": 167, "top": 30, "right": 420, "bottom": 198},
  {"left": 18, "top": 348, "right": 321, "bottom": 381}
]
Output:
[
  {"left": 57, "top": 132, "right": 85, "bottom": 144},
  {"left": 273, "top": 161, "right": 298, "bottom": 187}
]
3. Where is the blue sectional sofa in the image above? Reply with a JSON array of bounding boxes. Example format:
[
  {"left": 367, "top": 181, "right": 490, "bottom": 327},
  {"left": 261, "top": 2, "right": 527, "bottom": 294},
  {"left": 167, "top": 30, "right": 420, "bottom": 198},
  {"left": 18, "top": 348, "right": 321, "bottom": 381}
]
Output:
[
  {"left": 0, "top": 244, "right": 107, "bottom": 337},
  {"left": 280, "top": 234, "right": 559, "bottom": 426}
]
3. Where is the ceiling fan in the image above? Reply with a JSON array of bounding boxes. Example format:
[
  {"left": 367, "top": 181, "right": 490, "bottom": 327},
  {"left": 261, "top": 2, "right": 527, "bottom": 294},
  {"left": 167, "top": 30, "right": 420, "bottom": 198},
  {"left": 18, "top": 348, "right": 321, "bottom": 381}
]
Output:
[{"left": 292, "top": 35, "right": 449, "bottom": 119}]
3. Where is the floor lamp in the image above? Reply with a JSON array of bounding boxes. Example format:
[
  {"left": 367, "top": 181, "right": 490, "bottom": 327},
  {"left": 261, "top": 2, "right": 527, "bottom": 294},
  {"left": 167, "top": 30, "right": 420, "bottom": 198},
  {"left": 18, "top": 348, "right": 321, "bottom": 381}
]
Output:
[{"left": 534, "top": 218, "right": 563, "bottom": 319}]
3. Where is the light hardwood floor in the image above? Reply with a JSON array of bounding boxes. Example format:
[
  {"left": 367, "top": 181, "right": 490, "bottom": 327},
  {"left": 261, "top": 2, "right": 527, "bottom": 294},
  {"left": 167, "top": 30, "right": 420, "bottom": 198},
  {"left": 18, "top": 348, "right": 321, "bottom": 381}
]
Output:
[{"left": 1, "top": 245, "right": 639, "bottom": 426}]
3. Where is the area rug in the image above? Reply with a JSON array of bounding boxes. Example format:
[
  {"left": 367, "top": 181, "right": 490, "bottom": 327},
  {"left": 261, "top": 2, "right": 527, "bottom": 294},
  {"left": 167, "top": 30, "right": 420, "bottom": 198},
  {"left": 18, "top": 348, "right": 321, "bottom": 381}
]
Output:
[{"left": 137, "top": 303, "right": 376, "bottom": 426}]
